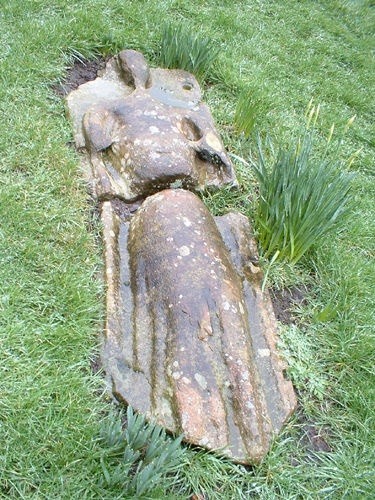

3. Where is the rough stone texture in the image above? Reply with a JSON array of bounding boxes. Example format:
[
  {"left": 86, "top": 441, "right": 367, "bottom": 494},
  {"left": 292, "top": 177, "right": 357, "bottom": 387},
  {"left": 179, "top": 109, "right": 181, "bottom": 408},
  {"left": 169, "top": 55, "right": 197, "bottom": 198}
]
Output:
[
  {"left": 65, "top": 49, "right": 296, "bottom": 464},
  {"left": 67, "top": 50, "right": 237, "bottom": 202},
  {"left": 102, "top": 189, "right": 296, "bottom": 464}
]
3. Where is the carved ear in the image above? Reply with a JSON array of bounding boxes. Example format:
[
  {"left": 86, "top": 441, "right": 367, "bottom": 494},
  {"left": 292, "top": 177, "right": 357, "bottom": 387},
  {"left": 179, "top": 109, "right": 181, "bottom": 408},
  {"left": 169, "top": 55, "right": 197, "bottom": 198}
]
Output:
[
  {"left": 117, "top": 50, "right": 151, "bottom": 89},
  {"left": 83, "top": 108, "right": 116, "bottom": 152}
]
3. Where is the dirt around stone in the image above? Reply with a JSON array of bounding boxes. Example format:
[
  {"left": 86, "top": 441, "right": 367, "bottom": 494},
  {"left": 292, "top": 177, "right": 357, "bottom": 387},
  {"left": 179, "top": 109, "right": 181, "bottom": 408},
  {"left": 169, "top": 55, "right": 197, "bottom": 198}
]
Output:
[
  {"left": 270, "top": 285, "right": 310, "bottom": 325},
  {"left": 302, "top": 422, "right": 332, "bottom": 453},
  {"left": 90, "top": 353, "right": 103, "bottom": 375},
  {"left": 53, "top": 57, "right": 108, "bottom": 97}
]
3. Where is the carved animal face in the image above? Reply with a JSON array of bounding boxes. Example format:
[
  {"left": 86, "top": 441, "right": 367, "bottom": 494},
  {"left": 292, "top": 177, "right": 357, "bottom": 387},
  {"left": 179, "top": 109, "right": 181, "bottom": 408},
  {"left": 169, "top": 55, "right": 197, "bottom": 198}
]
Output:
[{"left": 69, "top": 50, "right": 237, "bottom": 202}]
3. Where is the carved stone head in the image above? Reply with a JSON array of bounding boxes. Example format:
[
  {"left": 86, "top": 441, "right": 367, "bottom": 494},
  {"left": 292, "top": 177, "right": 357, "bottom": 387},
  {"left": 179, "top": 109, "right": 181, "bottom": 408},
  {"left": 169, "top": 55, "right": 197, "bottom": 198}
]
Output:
[{"left": 67, "top": 50, "right": 237, "bottom": 202}]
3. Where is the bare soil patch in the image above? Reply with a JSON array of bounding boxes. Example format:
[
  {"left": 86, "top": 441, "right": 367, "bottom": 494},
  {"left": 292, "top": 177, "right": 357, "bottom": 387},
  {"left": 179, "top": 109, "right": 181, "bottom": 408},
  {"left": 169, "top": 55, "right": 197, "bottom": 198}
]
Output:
[
  {"left": 302, "top": 422, "right": 332, "bottom": 453},
  {"left": 270, "top": 285, "right": 309, "bottom": 324},
  {"left": 53, "top": 57, "right": 108, "bottom": 96}
]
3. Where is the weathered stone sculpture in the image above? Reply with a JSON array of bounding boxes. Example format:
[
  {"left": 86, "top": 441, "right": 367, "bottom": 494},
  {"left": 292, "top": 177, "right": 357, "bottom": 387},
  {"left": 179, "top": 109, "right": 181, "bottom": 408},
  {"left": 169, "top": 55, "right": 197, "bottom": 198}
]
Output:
[
  {"left": 101, "top": 189, "right": 296, "bottom": 463},
  {"left": 67, "top": 50, "right": 237, "bottom": 201},
  {"left": 67, "top": 50, "right": 296, "bottom": 464}
]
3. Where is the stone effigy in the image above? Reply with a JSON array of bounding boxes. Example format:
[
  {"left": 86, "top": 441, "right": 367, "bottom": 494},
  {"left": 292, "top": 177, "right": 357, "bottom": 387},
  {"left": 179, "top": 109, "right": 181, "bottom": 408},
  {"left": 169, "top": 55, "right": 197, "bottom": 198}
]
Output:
[{"left": 67, "top": 50, "right": 296, "bottom": 464}]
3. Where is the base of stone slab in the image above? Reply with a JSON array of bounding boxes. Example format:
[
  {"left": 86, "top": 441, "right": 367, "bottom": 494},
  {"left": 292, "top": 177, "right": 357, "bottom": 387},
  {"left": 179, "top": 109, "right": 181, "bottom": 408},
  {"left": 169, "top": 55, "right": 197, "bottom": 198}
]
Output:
[{"left": 101, "top": 189, "right": 296, "bottom": 464}]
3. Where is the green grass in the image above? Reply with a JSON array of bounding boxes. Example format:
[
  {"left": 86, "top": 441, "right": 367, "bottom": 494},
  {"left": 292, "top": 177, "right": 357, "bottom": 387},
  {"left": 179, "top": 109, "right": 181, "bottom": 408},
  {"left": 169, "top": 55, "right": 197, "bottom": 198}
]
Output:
[
  {"left": 157, "top": 23, "right": 219, "bottom": 81},
  {"left": 249, "top": 126, "right": 353, "bottom": 264},
  {"left": 234, "top": 87, "right": 269, "bottom": 137},
  {"left": 1, "top": 0, "right": 374, "bottom": 498}
]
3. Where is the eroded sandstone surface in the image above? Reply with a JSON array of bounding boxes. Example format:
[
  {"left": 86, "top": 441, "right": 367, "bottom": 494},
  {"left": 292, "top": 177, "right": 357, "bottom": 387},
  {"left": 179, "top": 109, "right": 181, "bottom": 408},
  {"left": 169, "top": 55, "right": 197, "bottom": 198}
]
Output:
[
  {"left": 66, "top": 50, "right": 296, "bottom": 464},
  {"left": 102, "top": 190, "right": 296, "bottom": 463},
  {"left": 67, "top": 50, "right": 237, "bottom": 201}
]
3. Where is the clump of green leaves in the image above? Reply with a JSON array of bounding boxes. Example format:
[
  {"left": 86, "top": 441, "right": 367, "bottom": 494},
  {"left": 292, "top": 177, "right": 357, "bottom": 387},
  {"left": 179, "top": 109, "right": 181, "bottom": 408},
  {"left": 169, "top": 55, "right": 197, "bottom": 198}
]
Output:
[
  {"left": 248, "top": 123, "right": 353, "bottom": 264},
  {"left": 234, "top": 88, "right": 268, "bottom": 137},
  {"left": 278, "top": 324, "right": 328, "bottom": 400},
  {"left": 158, "top": 23, "right": 219, "bottom": 80},
  {"left": 98, "top": 406, "right": 186, "bottom": 497}
]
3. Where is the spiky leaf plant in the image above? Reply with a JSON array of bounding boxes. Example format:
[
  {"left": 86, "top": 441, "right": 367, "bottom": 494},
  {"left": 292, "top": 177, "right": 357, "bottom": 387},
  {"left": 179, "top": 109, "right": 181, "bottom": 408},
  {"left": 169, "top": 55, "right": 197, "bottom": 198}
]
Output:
[
  {"left": 98, "top": 406, "right": 186, "bottom": 497},
  {"left": 249, "top": 132, "right": 353, "bottom": 264},
  {"left": 158, "top": 23, "right": 219, "bottom": 80},
  {"left": 234, "top": 88, "right": 268, "bottom": 137}
]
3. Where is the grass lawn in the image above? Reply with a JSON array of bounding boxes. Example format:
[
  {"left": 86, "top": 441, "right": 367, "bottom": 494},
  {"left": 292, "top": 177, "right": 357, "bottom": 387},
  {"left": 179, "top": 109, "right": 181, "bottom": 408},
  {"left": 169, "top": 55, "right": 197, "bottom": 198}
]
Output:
[{"left": 1, "top": 0, "right": 374, "bottom": 498}]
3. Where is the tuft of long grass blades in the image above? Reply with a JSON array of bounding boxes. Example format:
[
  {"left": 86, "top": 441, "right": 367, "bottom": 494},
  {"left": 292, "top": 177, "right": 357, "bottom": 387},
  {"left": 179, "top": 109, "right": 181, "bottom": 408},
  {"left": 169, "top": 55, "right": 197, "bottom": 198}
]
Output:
[
  {"left": 249, "top": 132, "right": 353, "bottom": 264},
  {"left": 98, "top": 406, "right": 186, "bottom": 497},
  {"left": 234, "top": 88, "right": 268, "bottom": 137},
  {"left": 158, "top": 23, "right": 219, "bottom": 80}
]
